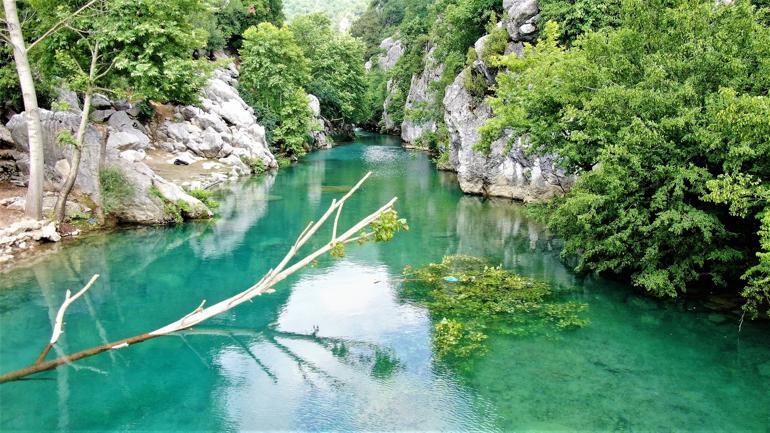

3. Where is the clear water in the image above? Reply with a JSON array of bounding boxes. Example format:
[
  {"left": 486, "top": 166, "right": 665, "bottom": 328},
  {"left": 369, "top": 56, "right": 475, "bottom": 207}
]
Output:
[{"left": 0, "top": 133, "right": 768, "bottom": 432}]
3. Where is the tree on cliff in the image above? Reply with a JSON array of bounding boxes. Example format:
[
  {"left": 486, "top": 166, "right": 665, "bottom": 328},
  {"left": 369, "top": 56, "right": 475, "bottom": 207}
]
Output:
[{"left": 2, "top": 0, "right": 211, "bottom": 222}]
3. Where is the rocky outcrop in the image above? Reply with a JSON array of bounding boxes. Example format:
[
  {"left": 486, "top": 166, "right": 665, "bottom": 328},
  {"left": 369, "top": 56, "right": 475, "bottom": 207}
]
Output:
[
  {"left": 382, "top": 78, "right": 401, "bottom": 134},
  {"left": 503, "top": 0, "right": 540, "bottom": 42},
  {"left": 0, "top": 218, "right": 61, "bottom": 264},
  {"left": 307, "top": 94, "right": 331, "bottom": 149},
  {"left": 401, "top": 47, "right": 445, "bottom": 147},
  {"left": 367, "top": 37, "right": 405, "bottom": 72},
  {"left": 433, "top": 0, "right": 572, "bottom": 202},
  {"left": 5, "top": 64, "right": 277, "bottom": 224},
  {"left": 366, "top": 37, "right": 406, "bottom": 134},
  {"left": 155, "top": 67, "right": 276, "bottom": 170}
]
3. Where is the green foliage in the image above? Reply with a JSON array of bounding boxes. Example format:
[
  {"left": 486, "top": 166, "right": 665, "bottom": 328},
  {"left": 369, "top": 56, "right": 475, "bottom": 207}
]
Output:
[
  {"left": 56, "top": 130, "right": 77, "bottom": 148},
  {"left": 189, "top": 188, "right": 220, "bottom": 211},
  {"left": 290, "top": 14, "right": 368, "bottom": 124},
  {"left": 241, "top": 156, "right": 268, "bottom": 175},
  {"left": 538, "top": 0, "right": 622, "bottom": 45},
  {"left": 240, "top": 22, "right": 314, "bottom": 155},
  {"left": 370, "top": 209, "right": 409, "bottom": 241},
  {"left": 99, "top": 167, "right": 134, "bottom": 214},
  {"left": 481, "top": 23, "right": 509, "bottom": 65},
  {"left": 204, "top": 0, "right": 285, "bottom": 51},
  {"left": 276, "top": 155, "right": 294, "bottom": 168},
  {"left": 330, "top": 242, "right": 346, "bottom": 258},
  {"left": 273, "top": 88, "right": 316, "bottom": 156},
  {"left": 283, "top": 0, "right": 368, "bottom": 30},
  {"left": 32, "top": 0, "right": 211, "bottom": 105},
  {"left": 0, "top": 43, "right": 22, "bottom": 115},
  {"left": 462, "top": 67, "right": 488, "bottom": 105},
  {"left": 484, "top": 1, "right": 770, "bottom": 314},
  {"left": 402, "top": 256, "right": 588, "bottom": 363}
]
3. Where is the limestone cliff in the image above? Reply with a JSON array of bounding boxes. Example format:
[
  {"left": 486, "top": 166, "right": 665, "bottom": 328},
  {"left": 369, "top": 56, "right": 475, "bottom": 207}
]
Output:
[{"left": 400, "top": 0, "right": 573, "bottom": 202}]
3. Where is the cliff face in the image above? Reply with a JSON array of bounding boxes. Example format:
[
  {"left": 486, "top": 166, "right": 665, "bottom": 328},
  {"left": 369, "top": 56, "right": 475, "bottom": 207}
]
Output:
[
  {"left": 401, "top": 47, "right": 444, "bottom": 147},
  {"left": 365, "top": 37, "right": 405, "bottom": 134},
  {"left": 5, "top": 64, "right": 277, "bottom": 224},
  {"left": 398, "top": 0, "right": 573, "bottom": 202}
]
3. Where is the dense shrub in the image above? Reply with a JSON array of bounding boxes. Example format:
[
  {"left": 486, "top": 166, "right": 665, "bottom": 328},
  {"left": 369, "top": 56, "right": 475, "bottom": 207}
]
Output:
[{"left": 482, "top": 1, "right": 770, "bottom": 316}]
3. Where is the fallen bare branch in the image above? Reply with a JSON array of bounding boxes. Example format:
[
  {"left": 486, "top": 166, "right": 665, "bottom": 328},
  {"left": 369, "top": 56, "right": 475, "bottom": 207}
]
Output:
[{"left": 0, "top": 172, "right": 403, "bottom": 384}]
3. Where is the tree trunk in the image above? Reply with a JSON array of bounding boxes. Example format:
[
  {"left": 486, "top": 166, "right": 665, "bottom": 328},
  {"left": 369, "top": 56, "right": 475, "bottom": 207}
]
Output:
[
  {"left": 3, "top": 0, "right": 44, "bottom": 220},
  {"left": 54, "top": 92, "right": 92, "bottom": 222}
]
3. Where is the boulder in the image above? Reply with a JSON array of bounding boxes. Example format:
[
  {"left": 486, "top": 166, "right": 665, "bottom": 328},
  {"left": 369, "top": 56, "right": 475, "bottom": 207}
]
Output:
[
  {"left": 107, "top": 160, "right": 211, "bottom": 223},
  {"left": 188, "top": 128, "right": 224, "bottom": 159},
  {"left": 307, "top": 94, "right": 322, "bottom": 118},
  {"left": 120, "top": 149, "right": 146, "bottom": 163},
  {"left": 503, "top": 0, "right": 540, "bottom": 42},
  {"left": 56, "top": 88, "right": 82, "bottom": 113},
  {"left": 108, "top": 110, "right": 140, "bottom": 131},
  {"left": 91, "top": 93, "right": 112, "bottom": 109},
  {"left": 107, "top": 128, "right": 150, "bottom": 151},
  {"left": 7, "top": 109, "right": 105, "bottom": 196},
  {"left": 90, "top": 109, "right": 115, "bottom": 123},
  {"left": 216, "top": 100, "right": 253, "bottom": 126}
]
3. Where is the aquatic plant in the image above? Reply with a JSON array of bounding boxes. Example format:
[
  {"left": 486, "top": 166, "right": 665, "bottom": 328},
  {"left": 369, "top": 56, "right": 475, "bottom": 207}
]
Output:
[{"left": 402, "top": 255, "right": 589, "bottom": 362}]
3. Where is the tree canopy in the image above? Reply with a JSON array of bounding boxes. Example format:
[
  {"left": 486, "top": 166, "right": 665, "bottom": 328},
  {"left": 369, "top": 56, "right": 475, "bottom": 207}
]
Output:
[
  {"left": 481, "top": 0, "right": 770, "bottom": 316},
  {"left": 239, "top": 22, "right": 314, "bottom": 155}
]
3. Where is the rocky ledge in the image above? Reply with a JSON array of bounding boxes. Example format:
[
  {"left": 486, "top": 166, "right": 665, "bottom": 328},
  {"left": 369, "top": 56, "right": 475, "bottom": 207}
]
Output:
[
  {"left": 394, "top": 0, "right": 574, "bottom": 202},
  {"left": 4, "top": 63, "right": 277, "bottom": 225}
]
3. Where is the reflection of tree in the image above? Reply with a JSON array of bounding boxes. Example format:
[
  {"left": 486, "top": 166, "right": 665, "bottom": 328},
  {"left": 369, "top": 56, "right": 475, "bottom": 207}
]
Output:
[
  {"left": 190, "top": 173, "right": 277, "bottom": 260},
  {"left": 180, "top": 327, "right": 402, "bottom": 385}
]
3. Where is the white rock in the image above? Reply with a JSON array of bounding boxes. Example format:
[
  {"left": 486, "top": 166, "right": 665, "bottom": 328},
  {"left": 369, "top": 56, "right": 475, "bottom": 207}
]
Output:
[
  {"left": 55, "top": 159, "right": 71, "bottom": 178},
  {"left": 308, "top": 94, "right": 322, "bottom": 117},
  {"left": 202, "top": 161, "right": 223, "bottom": 170},
  {"left": 120, "top": 149, "right": 146, "bottom": 162},
  {"left": 107, "top": 128, "right": 150, "bottom": 150}
]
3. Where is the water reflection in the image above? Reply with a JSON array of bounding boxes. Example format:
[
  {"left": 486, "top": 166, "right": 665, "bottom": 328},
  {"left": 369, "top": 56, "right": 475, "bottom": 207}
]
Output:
[
  {"left": 190, "top": 173, "right": 276, "bottom": 260},
  {"left": 0, "top": 136, "right": 768, "bottom": 432}
]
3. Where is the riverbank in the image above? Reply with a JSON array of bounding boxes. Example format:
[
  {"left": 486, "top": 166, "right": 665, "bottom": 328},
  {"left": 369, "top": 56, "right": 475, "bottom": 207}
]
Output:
[{"left": 1, "top": 135, "right": 768, "bottom": 431}]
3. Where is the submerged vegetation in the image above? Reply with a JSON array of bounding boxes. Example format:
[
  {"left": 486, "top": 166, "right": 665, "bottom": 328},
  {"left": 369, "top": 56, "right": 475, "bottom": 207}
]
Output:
[{"left": 402, "top": 256, "right": 588, "bottom": 363}]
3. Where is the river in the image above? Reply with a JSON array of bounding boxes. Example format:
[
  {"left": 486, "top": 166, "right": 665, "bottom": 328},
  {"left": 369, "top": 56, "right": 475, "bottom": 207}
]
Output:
[{"left": 1, "top": 133, "right": 768, "bottom": 432}]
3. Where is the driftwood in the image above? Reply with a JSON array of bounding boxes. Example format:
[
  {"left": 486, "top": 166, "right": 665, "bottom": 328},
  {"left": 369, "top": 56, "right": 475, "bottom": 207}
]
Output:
[{"left": 0, "top": 172, "right": 402, "bottom": 383}]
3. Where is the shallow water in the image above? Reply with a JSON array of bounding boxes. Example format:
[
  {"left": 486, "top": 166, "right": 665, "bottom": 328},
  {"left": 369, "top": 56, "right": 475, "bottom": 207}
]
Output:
[{"left": 0, "top": 133, "right": 768, "bottom": 432}]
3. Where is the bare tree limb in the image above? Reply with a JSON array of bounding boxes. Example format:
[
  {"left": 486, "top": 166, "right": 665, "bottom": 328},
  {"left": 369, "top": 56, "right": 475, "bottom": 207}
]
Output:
[
  {"left": 35, "top": 274, "right": 100, "bottom": 364},
  {"left": 0, "top": 173, "right": 402, "bottom": 384}
]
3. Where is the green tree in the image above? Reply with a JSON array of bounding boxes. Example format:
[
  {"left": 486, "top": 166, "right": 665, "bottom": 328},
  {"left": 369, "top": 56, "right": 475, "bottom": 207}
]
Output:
[
  {"left": 290, "top": 13, "right": 367, "bottom": 125},
  {"left": 28, "top": 0, "right": 211, "bottom": 220},
  {"left": 482, "top": 1, "right": 770, "bottom": 315},
  {"left": 239, "top": 22, "right": 313, "bottom": 154},
  {"left": 204, "top": 0, "right": 284, "bottom": 52}
]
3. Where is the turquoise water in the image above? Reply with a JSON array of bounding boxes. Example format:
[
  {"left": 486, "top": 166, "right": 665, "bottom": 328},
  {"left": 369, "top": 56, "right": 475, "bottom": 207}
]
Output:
[{"left": 0, "top": 133, "right": 768, "bottom": 432}]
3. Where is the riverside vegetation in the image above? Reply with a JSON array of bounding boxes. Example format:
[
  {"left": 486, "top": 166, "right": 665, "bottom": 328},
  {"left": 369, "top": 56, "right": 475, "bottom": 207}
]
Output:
[
  {"left": 0, "top": 0, "right": 768, "bottom": 421},
  {"left": 351, "top": 0, "right": 770, "bottom": 318}
]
